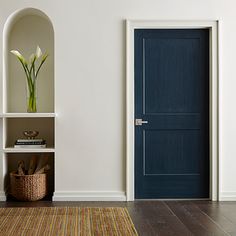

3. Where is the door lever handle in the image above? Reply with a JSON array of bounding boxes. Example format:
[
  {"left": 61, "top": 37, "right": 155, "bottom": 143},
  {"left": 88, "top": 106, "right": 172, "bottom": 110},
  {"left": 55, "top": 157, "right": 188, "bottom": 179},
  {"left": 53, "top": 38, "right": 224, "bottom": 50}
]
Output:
[{"left": 135, "top": 118, "right": 148, "bottom": 126}]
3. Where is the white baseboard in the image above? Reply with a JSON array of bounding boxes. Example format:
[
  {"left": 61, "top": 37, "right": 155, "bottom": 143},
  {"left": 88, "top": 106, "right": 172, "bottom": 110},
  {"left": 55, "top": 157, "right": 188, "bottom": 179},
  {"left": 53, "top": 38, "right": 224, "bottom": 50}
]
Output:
[
  {"left": 53, "top": 191, "right": 126, "bottom": 201},
  {"left": 219, "top": 192, "right": 236, "bottom": 201},
  {"left": 0, "top": 191, "right": 6, "bottom": 201}
]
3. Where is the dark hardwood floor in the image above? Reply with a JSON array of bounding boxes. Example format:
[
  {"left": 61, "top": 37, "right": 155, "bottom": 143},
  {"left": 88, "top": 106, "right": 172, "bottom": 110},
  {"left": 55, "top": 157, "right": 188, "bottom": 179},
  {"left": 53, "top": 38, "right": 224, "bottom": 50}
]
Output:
[{"left": 1, "top": 200, "right": 236, "bottom": 235}]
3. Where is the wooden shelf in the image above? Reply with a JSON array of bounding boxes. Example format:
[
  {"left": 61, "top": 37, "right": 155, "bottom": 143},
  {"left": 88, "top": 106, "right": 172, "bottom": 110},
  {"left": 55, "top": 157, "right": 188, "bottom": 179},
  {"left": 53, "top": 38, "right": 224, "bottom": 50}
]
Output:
[
  {"left": 3, "top": 148, "right": 55, "bottom": 153},
  {"left": 1, "top": 113, "right": 56, "bottom": 118}
]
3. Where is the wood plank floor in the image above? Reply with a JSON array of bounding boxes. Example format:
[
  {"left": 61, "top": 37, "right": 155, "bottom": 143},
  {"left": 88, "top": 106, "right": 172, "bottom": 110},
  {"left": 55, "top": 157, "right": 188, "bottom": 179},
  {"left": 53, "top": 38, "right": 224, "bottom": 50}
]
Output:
[{"left": 1, "top": 200, "right": 236, "bottom": 235}]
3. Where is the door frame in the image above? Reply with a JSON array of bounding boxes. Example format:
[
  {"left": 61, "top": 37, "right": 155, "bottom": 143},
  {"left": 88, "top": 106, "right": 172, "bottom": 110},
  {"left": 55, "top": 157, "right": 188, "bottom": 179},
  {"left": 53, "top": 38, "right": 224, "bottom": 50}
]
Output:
[{"left": 126, "top": 20, "right": 221, "bottom": 201}]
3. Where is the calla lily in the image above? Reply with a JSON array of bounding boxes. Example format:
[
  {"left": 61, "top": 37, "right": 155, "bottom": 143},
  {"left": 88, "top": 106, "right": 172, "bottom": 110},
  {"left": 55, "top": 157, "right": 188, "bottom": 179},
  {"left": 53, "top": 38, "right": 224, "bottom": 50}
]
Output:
[
  {"left": 41, "top": 53, "right": 48, "bottom": 63},
  {"left": 36, "top": 46, "right": 42, "bottom": 58},
  {"left": 10, "top": 50, "right": 25, "bottom": 62},
  {"left": 10, "top": 46, "right": 48, "bottom": 112},
  {"left": 11, "top": 50, "right": 22, "bottom": 57},
  {"left": 36, "top": 53, "right": 48, "bottom": 77},
  {"left": 29, "top": 53, "right": 36, "bottom": 63}
]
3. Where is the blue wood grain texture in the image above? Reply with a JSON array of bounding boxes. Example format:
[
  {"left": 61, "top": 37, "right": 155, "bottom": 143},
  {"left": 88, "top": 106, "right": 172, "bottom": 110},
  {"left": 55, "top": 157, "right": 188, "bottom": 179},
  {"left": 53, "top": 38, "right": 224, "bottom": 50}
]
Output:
[{"left": 135, "top": 29, "right": 209, "bottom": 198}]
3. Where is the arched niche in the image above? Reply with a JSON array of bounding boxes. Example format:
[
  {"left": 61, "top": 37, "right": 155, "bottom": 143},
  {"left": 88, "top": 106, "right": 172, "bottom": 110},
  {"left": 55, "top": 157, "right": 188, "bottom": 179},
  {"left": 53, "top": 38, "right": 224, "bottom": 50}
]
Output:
[{"left": 3, "top": 8, "right": 54, "bottom": 113}]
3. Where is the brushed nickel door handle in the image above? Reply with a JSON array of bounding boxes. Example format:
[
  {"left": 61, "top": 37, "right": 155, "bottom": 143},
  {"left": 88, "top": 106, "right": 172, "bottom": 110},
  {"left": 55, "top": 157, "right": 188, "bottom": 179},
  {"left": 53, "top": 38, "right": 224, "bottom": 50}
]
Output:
[{"left": 135, "top": 119, "right": 148, "bottom": 126}]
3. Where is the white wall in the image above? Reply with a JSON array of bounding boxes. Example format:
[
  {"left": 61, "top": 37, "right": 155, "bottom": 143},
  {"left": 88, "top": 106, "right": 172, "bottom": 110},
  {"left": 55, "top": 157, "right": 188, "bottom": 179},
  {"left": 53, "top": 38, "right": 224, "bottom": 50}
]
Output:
[{"left": 0, "top": 0, "right": 235, "bottom": 200}]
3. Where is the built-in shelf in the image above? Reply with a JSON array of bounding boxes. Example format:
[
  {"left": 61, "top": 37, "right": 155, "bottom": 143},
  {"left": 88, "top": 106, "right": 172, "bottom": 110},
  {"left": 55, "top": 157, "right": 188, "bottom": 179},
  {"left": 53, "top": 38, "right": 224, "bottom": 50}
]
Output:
[
  {"left": 1, "top": 8, "right": 55, "bottom": 201},
  {"left": 4, "top": 152, "right": 55, "bottom": 200},
  {"left": 4, "top": 117, "right": 54, "bottom": 148},
  {"left": 3, "top": 148, "right": 55, "bottom": 153},
  {"left": 1, "top": 113, "right": 57, "bottom": 118}
]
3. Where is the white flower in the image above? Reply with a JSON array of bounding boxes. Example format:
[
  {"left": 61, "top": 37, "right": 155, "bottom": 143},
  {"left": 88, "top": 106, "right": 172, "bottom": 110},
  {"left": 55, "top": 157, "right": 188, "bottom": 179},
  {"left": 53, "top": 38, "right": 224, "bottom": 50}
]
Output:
[
  {"left": 36, "top": 46, "right": 42, "bottom": 58},
  {"left": 11, "top": 50, "right": 23, "bottom": 58},
  {"left": 29, "top": 53, "right": 36, "bottom": 63},
  {"left": 10, "top": 50, "right": 26, "bottom": 64},
  {"left": 11, "top": 46, "right": 48, "bottom": 79}
]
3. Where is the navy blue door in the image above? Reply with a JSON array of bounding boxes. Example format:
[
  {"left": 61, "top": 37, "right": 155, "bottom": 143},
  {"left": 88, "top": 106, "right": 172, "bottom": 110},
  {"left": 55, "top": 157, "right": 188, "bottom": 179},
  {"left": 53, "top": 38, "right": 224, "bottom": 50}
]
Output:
[{"left": 135, "top": 29, "right": 209, "bottom": 199}]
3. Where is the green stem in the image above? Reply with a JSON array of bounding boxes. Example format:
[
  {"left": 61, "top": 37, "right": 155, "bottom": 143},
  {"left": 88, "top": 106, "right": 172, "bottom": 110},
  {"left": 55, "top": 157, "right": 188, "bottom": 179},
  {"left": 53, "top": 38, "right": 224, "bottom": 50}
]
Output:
[
  {"left": 27, "top": 82, "right": 37, "bottom": 112},
  {"left": 29, "top": 57, "right": 36, "bottom": 75},
  {"left": 36, "top": 54, "right": 48, "bottom": 78},
  {"left": 17, "top": 59, "right": 33, "bottom": 93}
]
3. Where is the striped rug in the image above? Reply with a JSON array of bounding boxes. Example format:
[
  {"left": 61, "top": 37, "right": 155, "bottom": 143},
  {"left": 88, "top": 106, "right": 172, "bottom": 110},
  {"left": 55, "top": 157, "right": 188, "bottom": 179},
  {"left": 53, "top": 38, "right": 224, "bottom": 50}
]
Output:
[{"left": 0, "top": 207, "right": 138, "bottom": 236}]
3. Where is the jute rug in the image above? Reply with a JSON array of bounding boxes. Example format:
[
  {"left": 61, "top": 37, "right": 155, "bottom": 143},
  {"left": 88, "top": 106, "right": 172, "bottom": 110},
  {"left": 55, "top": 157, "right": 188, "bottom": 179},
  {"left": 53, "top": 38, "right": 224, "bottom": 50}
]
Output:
[{"left": 0, "top": 207, "right": 138, "bottom": 236}]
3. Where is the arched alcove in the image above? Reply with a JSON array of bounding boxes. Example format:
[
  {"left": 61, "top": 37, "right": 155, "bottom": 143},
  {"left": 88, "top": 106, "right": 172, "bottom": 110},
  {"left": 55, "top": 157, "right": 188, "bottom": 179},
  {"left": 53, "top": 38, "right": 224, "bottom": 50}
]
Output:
[
  {"left": 3, "top": 8, "right": 54, "bottom": 113},
  {"left": 0, "top": 8, "right": 55, "bottom": 201}
]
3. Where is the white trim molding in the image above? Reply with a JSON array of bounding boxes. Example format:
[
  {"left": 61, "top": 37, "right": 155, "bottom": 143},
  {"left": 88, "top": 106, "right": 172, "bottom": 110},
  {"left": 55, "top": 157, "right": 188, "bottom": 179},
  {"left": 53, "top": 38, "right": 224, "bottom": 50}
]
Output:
[
  {"left": 126, "top": 20, "right": 220, "bottom": 201},
  {"left": 220, "top": 192, "right": 236, "bottom": 201},
  {"left": 53, "top": 191, "right": 126, "bottom": 201}
]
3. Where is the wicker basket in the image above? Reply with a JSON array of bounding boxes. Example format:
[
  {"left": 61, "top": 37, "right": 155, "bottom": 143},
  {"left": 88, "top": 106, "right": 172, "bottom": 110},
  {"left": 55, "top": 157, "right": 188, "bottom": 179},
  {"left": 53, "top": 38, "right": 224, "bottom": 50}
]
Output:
[{"left": 10, "top": 171, "right": 47, "bottom": 201}]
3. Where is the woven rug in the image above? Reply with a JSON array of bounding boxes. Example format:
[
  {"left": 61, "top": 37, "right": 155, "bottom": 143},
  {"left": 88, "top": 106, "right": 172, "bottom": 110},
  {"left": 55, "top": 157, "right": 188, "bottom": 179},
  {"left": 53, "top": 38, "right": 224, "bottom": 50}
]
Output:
[{"left": 0, "top": 207, "right": 138, "bottom": 236}]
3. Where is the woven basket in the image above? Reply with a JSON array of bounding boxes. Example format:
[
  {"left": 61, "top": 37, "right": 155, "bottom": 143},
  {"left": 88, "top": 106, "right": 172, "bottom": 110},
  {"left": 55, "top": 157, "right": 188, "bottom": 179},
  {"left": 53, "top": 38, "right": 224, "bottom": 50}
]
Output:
[{"left": 10, "top": 171, "right": 47, "bottom": 201}]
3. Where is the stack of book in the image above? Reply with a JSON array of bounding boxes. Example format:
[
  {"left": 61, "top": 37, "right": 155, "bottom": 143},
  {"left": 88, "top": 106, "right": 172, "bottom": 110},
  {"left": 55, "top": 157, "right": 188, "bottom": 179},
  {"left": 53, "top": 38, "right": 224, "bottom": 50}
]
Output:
[{"left": 14, "top": 139, "right": 46, "bottom": 148}]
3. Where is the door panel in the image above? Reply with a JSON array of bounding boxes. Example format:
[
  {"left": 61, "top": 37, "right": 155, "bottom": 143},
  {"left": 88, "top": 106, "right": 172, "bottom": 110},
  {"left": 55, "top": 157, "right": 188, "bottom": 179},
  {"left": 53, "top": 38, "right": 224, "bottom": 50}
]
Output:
[
  {"left": 135, "top": 29, "right": 209, "bottom": 199},
  {"left": 144, "top": 130, "right": 200, "bottom": 175},
  {"left": 145, "top": 38, "right": 201, "bottom": 114}
]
